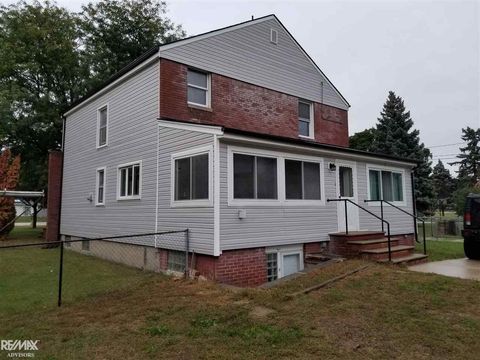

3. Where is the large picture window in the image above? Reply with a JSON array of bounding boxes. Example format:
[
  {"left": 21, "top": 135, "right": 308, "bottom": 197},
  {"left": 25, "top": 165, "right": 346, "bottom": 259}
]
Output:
[
  {"left": 368, "top": 169, "right": 404, "bottom": 202},
  {"left": 233, "top": 154, "right": 277, "bottom": 200},
  {"left": 175, "top": 153, "right": 209, "bottom": 201},
  {"left": 285, "top": 160, "right": 321, "bottom": 200},
  {"left": 118, "top": 162, "right": 141, "bottom": 200},
  {"left": 187, "top": 69, "right": 210, "bottom": 107}
]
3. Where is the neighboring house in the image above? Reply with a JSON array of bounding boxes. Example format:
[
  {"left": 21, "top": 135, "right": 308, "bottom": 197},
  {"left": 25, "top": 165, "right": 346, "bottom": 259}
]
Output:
[{"left": 52, "top": 15, "right": 425, "bottom": 287}]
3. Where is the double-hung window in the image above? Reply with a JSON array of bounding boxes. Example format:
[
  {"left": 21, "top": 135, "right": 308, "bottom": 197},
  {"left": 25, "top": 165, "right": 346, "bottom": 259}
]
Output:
[
  {"left": 97, "top": 105, "right": 108, "bottom": 147},
  {"left": 118, "top": 162, "right": 141, "bottom": 200},
  {"left": 96, "top": 167, "right": 106, "bottom": 205},
  {"left": 368, "top": 168, "right": 404, "bottom": 202},
  {"left": 298, "top": 100, "right": 313, "bottom": 138},
  {"left": 187, "top": 69, "right": 210, "bottom": 107},
  {"left": 233, "top": 153, "right": 277, "bottom": 200},
  {"left": 285, "top": 160, "right": 321, "bottom": 200},
  {"left": 172, "top": 147, "right": 212, "bottom": 206}
]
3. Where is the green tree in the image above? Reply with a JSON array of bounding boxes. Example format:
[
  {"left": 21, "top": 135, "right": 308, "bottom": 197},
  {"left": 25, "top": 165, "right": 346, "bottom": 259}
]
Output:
[
  {"left": 0, "top": 0, "right": 185, "bottom": 191},
  {"left": 372, "top": 91, "right": 434, "bottom": 213},
  {"left": 0, "top": 148, "right": 21, "bottom": 237},
  {"left": 349, "top": 127, "right": 376, "bottom": 151},
  {"left": 431, "top": 160, "right": 455, "bottom": 214},
  {"left": 0, "top": 0, "right": 86, "bottom": 191},
  {"left": 449, "top": 127, "right": 480, "bottom": 185},
  {"left": 79, "top": 0, "right": 185, "bottom": 88}
]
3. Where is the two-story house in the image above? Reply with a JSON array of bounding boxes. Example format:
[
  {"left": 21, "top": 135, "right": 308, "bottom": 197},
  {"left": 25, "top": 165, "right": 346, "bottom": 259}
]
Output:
[{"left": 49, "top": 15, "right": 426, "bottom": 287}]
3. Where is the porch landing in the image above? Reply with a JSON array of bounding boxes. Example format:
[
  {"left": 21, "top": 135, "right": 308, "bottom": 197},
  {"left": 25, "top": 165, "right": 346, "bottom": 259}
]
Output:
[{"left": 326, "top": 231, "right": 428, "bottom": 265}]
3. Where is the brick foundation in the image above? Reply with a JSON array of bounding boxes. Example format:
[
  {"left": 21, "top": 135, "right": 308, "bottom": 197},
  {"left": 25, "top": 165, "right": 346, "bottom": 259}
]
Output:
[{"left": 160, "top": 59, "right": 349, "bottom": 147}]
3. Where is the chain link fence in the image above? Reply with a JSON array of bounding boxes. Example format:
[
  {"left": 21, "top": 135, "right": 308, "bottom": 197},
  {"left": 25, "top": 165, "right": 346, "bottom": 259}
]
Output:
[
  {"left": 0, "top": 230, "right": 188, "bottom": 313},
  {"left": 418, "top": 216, "right": 464, "bottom": 239}
]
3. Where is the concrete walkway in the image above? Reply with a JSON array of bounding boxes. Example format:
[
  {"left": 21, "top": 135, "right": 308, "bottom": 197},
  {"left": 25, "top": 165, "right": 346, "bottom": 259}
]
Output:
[
  {"left": 15, "top": 222, "right": 46, "bottom": 227},
  {"left": 409, "top": 258, "right": 480, "bottom": 281}
]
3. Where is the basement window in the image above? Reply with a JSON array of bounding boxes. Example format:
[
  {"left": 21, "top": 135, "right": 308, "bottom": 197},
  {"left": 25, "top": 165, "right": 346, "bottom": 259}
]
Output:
[{"left": 168, "top": 250, "right": 186, "bottom": 273}]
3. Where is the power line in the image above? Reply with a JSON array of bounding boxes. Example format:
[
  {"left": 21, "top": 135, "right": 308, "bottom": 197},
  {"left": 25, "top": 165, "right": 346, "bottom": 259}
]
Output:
[{"left": 427, "top": 142, "right": 466, "bottom": 148}]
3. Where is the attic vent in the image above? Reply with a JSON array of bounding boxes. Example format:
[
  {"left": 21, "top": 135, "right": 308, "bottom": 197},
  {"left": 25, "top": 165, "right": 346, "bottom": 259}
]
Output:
[{"left": 270, "top": 29, "right": 278, "bottom": 44}]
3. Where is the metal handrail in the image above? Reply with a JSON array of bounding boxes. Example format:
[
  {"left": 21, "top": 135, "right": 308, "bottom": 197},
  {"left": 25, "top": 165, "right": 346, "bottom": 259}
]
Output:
[
  {"left": 327, "top": 198, "right": 393, "bottom": 262},
  {"left": 364, "top": 199, "right": 426, "bottom": 255}
]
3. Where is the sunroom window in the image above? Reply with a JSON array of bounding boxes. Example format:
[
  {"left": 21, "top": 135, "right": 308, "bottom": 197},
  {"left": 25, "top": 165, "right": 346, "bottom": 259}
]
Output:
[
  {"left": 285, "top": 160, "right": 321, "bottom": 200},
  {"left": 233, "top": 154, "right": 277, "bottom": 199},
  {"left": 174, "top": 153, "right": 209, "bottom": 201},
  {"left": 369, "top": 169, "right": 403, "bottom": 202}
]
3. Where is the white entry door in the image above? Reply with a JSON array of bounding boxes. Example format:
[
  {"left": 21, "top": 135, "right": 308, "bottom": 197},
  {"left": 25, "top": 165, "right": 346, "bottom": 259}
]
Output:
[{"left": 336, "top": 161, "right": 359, "bottom": 232}]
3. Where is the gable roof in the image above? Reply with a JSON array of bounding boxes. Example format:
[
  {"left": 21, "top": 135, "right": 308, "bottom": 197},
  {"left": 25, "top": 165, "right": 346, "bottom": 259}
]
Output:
[
  {"left": 64, "top": 14, "right": 349, "bottom": 115},
  {"left": 160, "top": 14, "right": 349, "bottom": 108}
]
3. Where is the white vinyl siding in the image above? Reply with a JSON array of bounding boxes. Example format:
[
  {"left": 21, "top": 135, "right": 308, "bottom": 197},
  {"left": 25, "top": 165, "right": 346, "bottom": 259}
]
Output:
[{"left": 61, "top": 62, "right": 158, "bottom": 241}]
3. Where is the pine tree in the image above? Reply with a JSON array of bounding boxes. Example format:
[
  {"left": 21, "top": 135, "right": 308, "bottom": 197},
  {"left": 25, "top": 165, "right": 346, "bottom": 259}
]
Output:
[
  {"left": 372, "top": 91, "right": 434, "bottom": 213},
  {"left": 431, "top": 160, "right": 455, "bottom": 214},
  {"left": 0, "top": 148, "right": 21, "bottom": 237},
  {"left": 449, "top": 127, "right": 480, "bottom": 185}
]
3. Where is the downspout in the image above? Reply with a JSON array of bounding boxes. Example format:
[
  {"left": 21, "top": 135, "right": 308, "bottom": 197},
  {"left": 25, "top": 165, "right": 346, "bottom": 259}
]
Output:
[
  {"left": 213, "top": 134, "right": 221, "bottom": 256},
  {"left": 56, "top": 116, "right": 66, "bottom": 242},
  {"left": 411, "top": 167, "right": 418, "bottom": 243}
]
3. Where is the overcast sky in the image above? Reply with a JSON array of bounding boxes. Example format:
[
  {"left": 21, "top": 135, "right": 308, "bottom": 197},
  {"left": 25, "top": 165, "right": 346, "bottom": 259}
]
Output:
[{"left": 2, "top": 0, "right": 478, "bottom": 173}]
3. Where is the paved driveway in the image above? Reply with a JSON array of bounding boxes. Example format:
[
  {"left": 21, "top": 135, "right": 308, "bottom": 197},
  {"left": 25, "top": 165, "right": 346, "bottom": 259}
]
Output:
[{"left": 409, "top": 258, "right": 480, "bottom": 281}]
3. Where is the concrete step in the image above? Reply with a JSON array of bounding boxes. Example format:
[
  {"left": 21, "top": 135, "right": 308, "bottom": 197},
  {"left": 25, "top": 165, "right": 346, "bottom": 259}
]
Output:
[
  {"left": 347, "top": 238, "right": 400, "bottom": 250},
  {"left": 380, "top": 253, "right": 428, "bottom": 265},
  {"left": 361, "top": 245, "right": 415, "bottom": 261}
]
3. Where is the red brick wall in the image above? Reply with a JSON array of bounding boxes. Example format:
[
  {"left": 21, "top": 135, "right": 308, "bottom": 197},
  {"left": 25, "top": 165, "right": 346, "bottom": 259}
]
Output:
[
  {"left": 215, "top": 248, "right": 267, "bottom": 287},
  {"left": 160, "top": 59, "right": 349, "bottom": 147},
  {"left": 46, "top": 150, "right": 63, "bottom": 242}
]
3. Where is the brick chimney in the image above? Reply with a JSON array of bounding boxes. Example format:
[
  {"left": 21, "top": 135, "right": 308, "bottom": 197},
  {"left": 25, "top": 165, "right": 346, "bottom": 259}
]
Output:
[{"left": 46, "top": 150, "right": 63, "bottom": 242}]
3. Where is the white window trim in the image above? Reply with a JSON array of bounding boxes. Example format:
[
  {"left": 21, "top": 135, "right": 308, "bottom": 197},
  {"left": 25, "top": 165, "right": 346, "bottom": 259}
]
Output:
[
  {"left": 227, "top": 145, "right": 325, "bottom": 207},
  {"left": 95, "top": 166, "right": 106, "bottom": 206},
  {"left": 170, "top": 145, "right": 214, "bottom": 208},
  {"left": 266, "top": 245, "right": 304, "bottom": 279},
  {"left": 187, "top": 70, "right": 211, "bottom": 108},
  {"left": 96, "top": 104, "right": 109, "bottom": 149},
  {"left": 116, "top": 160, "right": 142, "bottom": 200},
  {"left": 366, "top": 164, "right": 407, "bottom": 207},
  {"left": 298, "top": 100, "right": 314, "bottom": 140}
]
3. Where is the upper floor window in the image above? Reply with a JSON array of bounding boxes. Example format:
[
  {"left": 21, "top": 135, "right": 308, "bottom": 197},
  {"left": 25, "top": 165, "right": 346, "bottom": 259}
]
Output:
[
  {"left": 171, "top": 146, "right": 212, "bottom": 207},
  {"left": 233, "top": 153, "right": 277, "bottom": 200},
  {"left": 368, "top": 168, "right": 404, "bottom": 202},
  {"left": 298, "top": 101, "right": 313, "bottom": 138},
  {"left": 97, "top": 105, "right": 108, "bottom": 148},
  {"left": 96, "top": 167, "right": 106, "bottom": 206},
  {"left": 285, "top": 160, "right": 321, "bottom": 200},
  {"left": 187, "top": 69, "right": 210, "bottom": 107},
  {"left": 118, "top": 161, "right": 141, "bottom": 200}
]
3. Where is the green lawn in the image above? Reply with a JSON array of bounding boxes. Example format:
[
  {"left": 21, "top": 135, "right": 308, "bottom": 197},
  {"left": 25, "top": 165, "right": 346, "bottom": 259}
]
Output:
[
  {"left": 416, "top": 239, "right": 465, "bottom": 262},
  {"left": 0, "top": 227, "right": 156, "bottom": 314},
  {"left": 15, "top": 215, "right": 47, "bottom": 223}
]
